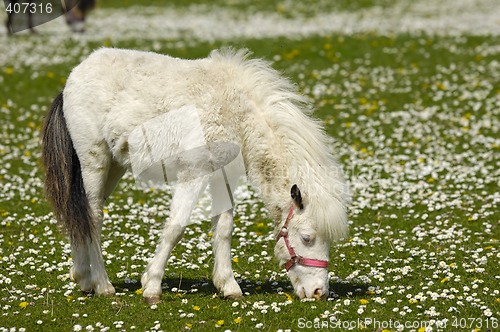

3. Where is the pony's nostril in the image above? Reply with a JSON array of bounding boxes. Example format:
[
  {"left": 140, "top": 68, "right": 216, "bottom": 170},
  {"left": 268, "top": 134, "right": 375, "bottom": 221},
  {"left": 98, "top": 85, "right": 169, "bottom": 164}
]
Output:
[{"left": 313, "top": 288, "right": 324, "bottom": 300}]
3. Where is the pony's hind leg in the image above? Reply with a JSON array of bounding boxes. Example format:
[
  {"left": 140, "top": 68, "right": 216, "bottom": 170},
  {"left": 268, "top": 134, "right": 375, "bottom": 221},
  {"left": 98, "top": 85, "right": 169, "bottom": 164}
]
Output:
[
  {"left": 211, "top": 209, "right": 242, "bottom": 299},
  {"left": 69, "top": 243, "right": 91, "bottom": 291},
  {"left": 141, "top": 177, "right": 208, "bottom": 304},
  {"left": 68, "top": 167, "right": 113, "bottom": 295},
  {"left": 78, "top": 146, "right": 116, "bottom": 296}
]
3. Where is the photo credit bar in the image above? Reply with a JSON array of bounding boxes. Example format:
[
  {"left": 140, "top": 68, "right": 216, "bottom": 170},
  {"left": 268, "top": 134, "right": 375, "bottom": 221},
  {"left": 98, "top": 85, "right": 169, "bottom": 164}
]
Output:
[{"left": 297, "top": 317, "right": 448, "bottom": 330}]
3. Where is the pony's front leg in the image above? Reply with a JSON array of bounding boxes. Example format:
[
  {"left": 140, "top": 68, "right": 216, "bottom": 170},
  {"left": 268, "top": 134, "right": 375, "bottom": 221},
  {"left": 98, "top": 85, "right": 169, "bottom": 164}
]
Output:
[
  {"left": 212, "top": 210, "right": 243, "bottom": 299},
  {"left": 141, "top": 178, "right": 208, "bottom": 304}
]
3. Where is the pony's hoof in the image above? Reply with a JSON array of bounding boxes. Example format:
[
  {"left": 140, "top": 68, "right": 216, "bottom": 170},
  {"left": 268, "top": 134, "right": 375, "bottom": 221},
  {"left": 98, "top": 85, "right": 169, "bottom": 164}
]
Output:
[
  {"left": 95, "top": 282, "right": 116, "bottom": 297},
  {"left": 144, "top": 295, "right": 161, "bottom": 305},
  {"left": 224, "top": 294, "right": 243, "bottom": 300},
  {"left": 69, "top": 267, "right": 77, "bottom": 282},
  {"left": 97, "top": 289, "right": 116, "bottom": 297},
  {"left": 225, "top": 293, "right": 243, "bottom": 300}
]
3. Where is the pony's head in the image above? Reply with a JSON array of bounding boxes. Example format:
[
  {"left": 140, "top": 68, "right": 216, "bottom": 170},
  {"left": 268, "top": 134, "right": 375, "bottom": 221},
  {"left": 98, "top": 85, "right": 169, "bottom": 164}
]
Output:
[{"left": 274, "top": 184, "right": 347, "bottom": 300}]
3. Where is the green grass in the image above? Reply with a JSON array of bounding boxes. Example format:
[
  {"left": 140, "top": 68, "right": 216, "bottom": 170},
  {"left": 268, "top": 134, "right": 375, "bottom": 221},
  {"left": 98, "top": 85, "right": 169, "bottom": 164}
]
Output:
[
  {"left": 1, "top": 0, "right": 499, "bottom": 331},
  {"left": 98, "top": 0, "right": 396, "bottom": 16}
]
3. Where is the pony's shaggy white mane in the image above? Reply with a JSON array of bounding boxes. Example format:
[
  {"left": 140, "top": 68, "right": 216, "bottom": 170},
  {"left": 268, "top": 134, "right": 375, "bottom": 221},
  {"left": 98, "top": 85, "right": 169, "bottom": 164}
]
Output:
[{"left": 209, "top": 49, "right": 349, "bottom": 241}]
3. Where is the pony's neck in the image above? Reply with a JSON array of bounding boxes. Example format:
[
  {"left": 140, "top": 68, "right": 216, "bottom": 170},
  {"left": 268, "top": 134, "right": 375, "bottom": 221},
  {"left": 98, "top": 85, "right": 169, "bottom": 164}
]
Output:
[
  {"left": 244, "top": 132, "right": 319, "bottom": 225},
  {"left": 225, "top": 52, "right": 337, "bottom": 227}
]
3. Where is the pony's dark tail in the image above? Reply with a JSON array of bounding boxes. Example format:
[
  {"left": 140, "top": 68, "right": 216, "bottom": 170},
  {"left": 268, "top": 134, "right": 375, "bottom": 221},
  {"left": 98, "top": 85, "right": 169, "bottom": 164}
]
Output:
[{"left": 41, "top": 91, "right": 93, "bottom": 246}]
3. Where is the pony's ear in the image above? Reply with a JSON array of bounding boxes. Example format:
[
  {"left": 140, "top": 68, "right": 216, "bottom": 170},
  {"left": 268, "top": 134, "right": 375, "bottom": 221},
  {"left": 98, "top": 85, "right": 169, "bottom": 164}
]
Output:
[{"left": 291, "top": 184, "right": 304, "bottom": 210}]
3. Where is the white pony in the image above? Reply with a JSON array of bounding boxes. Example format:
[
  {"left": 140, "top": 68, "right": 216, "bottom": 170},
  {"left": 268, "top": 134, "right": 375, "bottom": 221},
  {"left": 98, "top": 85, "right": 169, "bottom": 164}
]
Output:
[{"left": 41, "top": 48, "right": 349, "bottom": 303}]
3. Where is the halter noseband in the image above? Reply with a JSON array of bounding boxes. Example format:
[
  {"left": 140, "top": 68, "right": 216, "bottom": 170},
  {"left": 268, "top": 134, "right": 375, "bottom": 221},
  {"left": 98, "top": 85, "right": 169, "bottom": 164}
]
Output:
[{"left": 277, "top": 205, "right": 329, "bottom": 271}]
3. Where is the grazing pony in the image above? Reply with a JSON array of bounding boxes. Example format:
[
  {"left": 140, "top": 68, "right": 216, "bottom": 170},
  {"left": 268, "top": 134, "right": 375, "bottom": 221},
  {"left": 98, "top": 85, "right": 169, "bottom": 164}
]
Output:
[{"left": 41, "top": 48, "right": 349, "bottom": 303}]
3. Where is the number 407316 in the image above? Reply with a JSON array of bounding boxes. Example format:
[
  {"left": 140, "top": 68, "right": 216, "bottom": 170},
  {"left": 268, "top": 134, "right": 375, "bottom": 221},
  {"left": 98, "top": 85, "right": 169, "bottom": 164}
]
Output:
[
  {"left": 6, "top": 2, "right": 53, "bottom": 14},
  {"left": 452, "top": 317, "right": 498, "bottom": 329}
]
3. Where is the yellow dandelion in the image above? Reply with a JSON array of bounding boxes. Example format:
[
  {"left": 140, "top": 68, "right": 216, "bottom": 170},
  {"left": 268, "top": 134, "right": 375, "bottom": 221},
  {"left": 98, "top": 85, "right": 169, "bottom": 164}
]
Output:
[
  {"left": 234, "top": 317, "right": 242, "bottom": 324},
  {"left": 192, "top": 305, "right": 200, "bottom": 311},
  {"left": 4, "top": 67, "right": 13, "bottom": 75},
  {"left": 216, "top": 319, "right": 224, "bottom": 327},
  {"left": 283, "top": 49, "right": 300, "bottom": 60},
  {"left": 284, "top": 292, "right": 293, "bottom": 301},
  {"left": 359, "top": 299, "right": 369, "bottom": 305},
  {"left": 19, "top": 301, "right": 28, "bottom": 309},
  {"left": 441, "top": 277, "right": 449, "bottom": 283},
  {"left": 435, "top": 82, "right": 446, "bottom": 90},
  {"left": 185, "top": 323, "right": 192, "bottom": 329},
  {"left": 66, "top": 295, "right": 73, "bottom": 302},
  {"left": 135, "top": 289, "right": 143, "bottom": 295},
  {"left": 232, "top": 257, "right": 239, "bottom": 263}
]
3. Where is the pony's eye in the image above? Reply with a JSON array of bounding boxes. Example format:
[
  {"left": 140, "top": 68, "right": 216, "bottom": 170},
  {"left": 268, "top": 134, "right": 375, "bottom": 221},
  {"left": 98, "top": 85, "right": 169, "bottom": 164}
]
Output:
[{"left": 300, "top": 234, "right": 313, "bottom": 244}]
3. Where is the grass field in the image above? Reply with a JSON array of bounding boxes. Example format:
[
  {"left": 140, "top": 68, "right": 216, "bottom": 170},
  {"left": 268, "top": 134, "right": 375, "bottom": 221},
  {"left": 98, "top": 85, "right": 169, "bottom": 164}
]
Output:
[{"left": 1, "top": 0, "right": 499, "bottom": 331}]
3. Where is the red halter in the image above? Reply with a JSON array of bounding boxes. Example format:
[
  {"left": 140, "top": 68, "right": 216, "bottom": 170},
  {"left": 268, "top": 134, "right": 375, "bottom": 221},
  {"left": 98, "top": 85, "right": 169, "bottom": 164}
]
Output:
[{"left": 277, "top": 205, "right": 329, "bottom": 271}]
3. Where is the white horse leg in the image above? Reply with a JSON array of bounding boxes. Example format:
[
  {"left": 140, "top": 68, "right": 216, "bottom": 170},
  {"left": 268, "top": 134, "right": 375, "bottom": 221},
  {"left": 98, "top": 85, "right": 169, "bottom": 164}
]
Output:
[
  {"left": 103, "top": 161, "right": 126, "bottom": 199},
  {"left": 141, "top": 177, "right": 208, "bottom": 304},
  {"left": 88, "top": 161, "right": 127, "bottom": 296},
  {"left": 86, "top": 197, "right": 115, "bottom": 296},
  {"left": 78, "top": 148, "right": 116, "bottom": 296},
  {"left": 69, "top": 243, "right": 91, "bottom": 291},
  {"left": 212, "top": 209, "right": 242, "bottom": 298}
]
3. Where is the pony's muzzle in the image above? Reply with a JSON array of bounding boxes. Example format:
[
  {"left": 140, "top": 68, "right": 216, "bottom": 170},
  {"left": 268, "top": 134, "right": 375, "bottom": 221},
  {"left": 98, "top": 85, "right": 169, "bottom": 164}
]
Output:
[{"left": 297, "top": 285, "right": 328, "bottom": 300}]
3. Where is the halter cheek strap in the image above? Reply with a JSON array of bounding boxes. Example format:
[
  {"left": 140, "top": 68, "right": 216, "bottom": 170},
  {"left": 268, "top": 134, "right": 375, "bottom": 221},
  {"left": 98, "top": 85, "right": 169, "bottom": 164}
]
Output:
[{"left": 277, "top": 205, "right": 329, "bottom": 272}]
